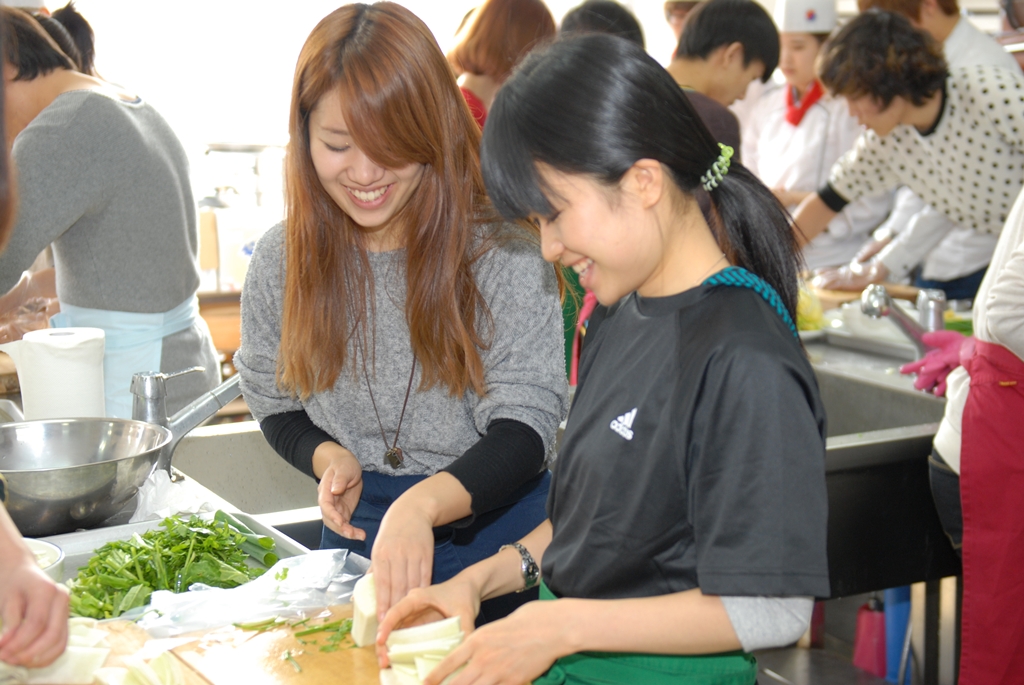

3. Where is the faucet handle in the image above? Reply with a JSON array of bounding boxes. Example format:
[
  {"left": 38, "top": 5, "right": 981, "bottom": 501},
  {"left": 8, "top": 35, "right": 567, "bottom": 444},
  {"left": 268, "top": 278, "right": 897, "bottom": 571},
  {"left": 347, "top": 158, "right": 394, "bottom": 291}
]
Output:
[
  {"left": 916, "top": 289, "right": 947, "bottom": 332},
  {"left": 131, "top": 367, "right": 206, "bottom": 400},
  {"left": 860, "top": 284, "right": 891, "bottom": 319}
]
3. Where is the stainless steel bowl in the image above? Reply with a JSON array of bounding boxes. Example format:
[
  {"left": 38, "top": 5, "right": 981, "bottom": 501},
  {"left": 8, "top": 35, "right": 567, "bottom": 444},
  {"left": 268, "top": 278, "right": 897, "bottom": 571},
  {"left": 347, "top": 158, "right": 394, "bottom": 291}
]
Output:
[{"left": 0, "top": 419, "right": 172, "bottom": 537}]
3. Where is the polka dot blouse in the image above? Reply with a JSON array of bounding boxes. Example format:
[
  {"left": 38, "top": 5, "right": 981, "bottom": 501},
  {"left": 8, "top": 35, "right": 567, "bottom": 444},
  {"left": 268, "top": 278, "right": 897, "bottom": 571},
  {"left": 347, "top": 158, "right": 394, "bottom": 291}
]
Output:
[{"left": 827, "top": 65, "right": 1024, "bottom": 235}]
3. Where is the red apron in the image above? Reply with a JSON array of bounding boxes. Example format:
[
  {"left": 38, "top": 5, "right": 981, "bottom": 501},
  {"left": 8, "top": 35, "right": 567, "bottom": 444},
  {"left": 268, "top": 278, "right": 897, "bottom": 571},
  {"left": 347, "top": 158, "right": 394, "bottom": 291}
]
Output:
[{"left": 958, "top": 339, "right": 1024, "bottom": 684}]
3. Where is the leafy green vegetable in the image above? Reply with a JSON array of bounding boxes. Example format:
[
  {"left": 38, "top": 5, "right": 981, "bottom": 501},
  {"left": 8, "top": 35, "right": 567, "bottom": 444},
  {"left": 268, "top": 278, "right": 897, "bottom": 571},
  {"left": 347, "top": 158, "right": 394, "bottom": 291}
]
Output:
[
  {"left": 293, "top": 618, "right": 352, "bottom": 638},
  {"left": 67, "top": 512, "right": 276, "bottom": 619},
  {"left": 282, "top": 650, "right": 302, "bottom": 673},
  {"left": 215, "top": 510, "right": 279, "bottom": 566}
]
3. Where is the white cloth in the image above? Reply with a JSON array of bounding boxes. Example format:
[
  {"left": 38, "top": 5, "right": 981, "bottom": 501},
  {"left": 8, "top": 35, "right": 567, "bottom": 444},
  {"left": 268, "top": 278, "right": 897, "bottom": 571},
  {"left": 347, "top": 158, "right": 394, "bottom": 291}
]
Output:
[
  {"left": 945, "top": 14, "right": 1021, "bottom": 74},
  {"left": 745, "top": 88, "right": 892, "bottom": 270},
  {"left": 722, "top": 596, "right": 815, "bottom": 652},
  {"left": 828, "top": 65, "right": 1024, "bottom": 238},
  {"left": 878, "top": 18, "right": 1020, "bottom": 281},
  {"left": 51, "top": 296, "right": 201, "bottom": 418},
  {"left": 934, "top": 184, "right": 1024, "bottom": 472},
  {"left": 877, "top": 190, "right": 998, "bottom": 281},
  {"left": 731, "top": 77, "right": 782, "bottom": 147}
]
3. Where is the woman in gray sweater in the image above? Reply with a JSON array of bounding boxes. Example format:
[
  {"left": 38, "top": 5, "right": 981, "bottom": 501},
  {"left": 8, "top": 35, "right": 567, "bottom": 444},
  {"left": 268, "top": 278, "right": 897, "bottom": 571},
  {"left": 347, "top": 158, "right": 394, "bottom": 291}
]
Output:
[
  {"left": 234, "top": 3, "right": 568, "bottom": 623},
  {"left": 0, "top": 8, "right": 219, "bottom": 417}
]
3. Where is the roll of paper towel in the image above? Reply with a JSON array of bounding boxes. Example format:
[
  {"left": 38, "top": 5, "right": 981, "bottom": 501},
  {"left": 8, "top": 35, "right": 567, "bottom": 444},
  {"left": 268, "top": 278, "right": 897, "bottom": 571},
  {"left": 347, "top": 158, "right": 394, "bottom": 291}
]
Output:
[{"left": 0, "top": 327, "right": 106, "bottom": 420}]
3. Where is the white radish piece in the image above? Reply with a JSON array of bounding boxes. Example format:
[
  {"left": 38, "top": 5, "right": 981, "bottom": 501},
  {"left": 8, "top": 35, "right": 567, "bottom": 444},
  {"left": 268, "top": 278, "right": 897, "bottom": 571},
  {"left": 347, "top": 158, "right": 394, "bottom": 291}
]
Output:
[
  {"left": 386, "top": 636, "right": 463, "bottom": 664},
  {"left": 385, "top": 616, "right": 461, "bottom": 647},
  {"left": 352, "top": 573, "right": 378, "bottom": 648}
]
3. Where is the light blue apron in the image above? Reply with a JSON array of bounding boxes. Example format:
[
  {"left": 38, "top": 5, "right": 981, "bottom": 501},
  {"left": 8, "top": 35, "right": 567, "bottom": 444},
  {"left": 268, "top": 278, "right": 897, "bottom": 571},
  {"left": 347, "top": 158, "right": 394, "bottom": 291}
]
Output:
[{"left": 50, "top": 296, "right": 199, "bottom": 418}]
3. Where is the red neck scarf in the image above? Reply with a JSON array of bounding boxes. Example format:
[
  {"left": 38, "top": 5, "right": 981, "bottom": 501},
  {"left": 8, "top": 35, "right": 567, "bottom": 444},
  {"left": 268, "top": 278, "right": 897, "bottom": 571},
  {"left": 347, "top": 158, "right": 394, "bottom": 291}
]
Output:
[{"left": 785, "top": 81, "right": 824, "bottom": 126}]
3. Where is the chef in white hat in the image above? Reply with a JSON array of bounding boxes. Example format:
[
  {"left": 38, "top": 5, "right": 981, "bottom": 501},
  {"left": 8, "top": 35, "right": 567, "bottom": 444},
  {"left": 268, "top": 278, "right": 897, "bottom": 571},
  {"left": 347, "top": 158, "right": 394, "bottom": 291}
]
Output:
[{"left": 742, "top": 0, "right": 895, "bottom": 270}]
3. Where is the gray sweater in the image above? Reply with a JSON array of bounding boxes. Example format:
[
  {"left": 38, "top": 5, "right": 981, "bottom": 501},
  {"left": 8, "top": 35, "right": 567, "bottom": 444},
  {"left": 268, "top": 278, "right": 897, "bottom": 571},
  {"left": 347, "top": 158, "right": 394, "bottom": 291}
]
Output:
[
  {"left": 235, "top": 223, "right": 568, "bottom": 476},
  {"left": 0, "top": 90, "right": 218, "bottom": 411}
]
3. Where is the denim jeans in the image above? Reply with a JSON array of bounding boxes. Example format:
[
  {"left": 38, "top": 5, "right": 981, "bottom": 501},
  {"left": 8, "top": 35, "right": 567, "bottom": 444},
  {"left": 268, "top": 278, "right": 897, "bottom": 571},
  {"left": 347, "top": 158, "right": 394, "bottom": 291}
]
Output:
[
  {"left": 928, "top": 448, "right": 963, "bottom": 556},
  {"left": 321, "top": 469, "right": 550, "bottom": 622},
  {"left": 915, "top": 265, "right": 987, "bottom": 302}
]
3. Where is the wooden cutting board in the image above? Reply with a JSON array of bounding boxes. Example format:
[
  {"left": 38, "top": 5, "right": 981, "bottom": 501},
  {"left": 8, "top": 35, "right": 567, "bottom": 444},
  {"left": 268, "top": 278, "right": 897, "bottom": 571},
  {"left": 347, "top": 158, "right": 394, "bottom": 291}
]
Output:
[
  {"left": 812, "top": 282, "right": 920, "bottom": 311},
  {"left": 93, "top": 620, "right": 207, "bottom": 685},
  {"left": 172, "top": 604, "right": 380, "bottom": 685}
]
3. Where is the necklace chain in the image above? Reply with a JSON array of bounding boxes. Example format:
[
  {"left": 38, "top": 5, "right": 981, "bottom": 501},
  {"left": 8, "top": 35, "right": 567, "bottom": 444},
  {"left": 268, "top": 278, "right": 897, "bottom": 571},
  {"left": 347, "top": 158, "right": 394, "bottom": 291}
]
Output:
[
  {"left": 695, "top": 253, "right": 727, "bottom": 287},
  {"left": 359, "top": 330, "right": 416, "bottom": 470}
]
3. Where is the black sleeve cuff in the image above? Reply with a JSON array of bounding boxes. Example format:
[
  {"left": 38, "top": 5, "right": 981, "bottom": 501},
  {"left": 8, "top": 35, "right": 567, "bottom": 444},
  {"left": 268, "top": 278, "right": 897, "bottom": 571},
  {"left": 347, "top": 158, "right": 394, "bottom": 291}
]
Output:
[
  {"left": 442, "top": 418, "right": 545, "bottom": 527},
  {"left": 818, "top": 183, "right": 850, "bottom": 213},
  {"left": 259, "top": 410, "right": 335, "bottom": 480}
]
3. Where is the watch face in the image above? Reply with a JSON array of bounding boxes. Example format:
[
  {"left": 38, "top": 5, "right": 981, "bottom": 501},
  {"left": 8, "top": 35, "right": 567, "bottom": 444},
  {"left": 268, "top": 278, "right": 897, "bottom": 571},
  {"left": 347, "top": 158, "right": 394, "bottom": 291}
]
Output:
[{"left": 525, "top": 559, "right": 540, "bottom": 586}]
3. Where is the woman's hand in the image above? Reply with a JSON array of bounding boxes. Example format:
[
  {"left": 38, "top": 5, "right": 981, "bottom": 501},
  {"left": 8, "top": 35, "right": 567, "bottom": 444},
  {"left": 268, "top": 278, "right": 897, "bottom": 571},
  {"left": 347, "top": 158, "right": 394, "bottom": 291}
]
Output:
[
  {"left": 376, "top": 575, "right": 484, "bottom": 668},
  {"left": 0, "top": 534, "right": 69, "bottom": 667},
  {"left": 314, "top": 443, "right": 366, "bottom": 540},
  {"left": 421, "top": 600, "right": 573, "bottom": 685},
  {"left": 900, "top": 330, "right": 970, "bottom": 396},
  {"left": 370, "top": 472, "right": 474, "bottom": 620},
  {"left": 370, "top": 500, "right": 435, "bottom": 620},
  {"left": 811, "top": 259, "right": 889, "bottom": 291},
  {"left": 853, "top": 235, "right": 892, "bottom": 264}
]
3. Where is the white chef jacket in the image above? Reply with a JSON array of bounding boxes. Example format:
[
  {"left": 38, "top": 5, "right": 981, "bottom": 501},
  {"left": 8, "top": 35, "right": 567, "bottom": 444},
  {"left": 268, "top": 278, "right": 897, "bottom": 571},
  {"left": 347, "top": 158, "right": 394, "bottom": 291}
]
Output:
[
  {"left": 934, "top": 183, "right": 1024, "bottom": 473},
  {"left": 877, "top": 16, "right": 1020, "bottom": 282},
  {"left": 732, "top": 76, "right": 783, "bottom": 149},
  {"left": 745, "top": 87, "right": 892, "bottom": 270}
]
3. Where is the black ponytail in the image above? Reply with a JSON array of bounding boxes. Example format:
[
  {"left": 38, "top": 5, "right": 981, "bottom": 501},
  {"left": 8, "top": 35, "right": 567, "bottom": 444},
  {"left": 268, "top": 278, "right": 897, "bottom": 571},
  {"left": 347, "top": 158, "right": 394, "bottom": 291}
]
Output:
[{"left": 481, "top": 33, "right": 802, "bottom": 319}]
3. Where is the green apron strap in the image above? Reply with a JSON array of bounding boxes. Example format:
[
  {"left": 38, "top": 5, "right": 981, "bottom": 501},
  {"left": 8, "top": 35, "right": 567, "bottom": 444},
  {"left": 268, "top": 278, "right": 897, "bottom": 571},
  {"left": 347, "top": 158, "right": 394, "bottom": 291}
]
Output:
[{"left": 534, "top": 582, "right": 757, "bottom": 685}]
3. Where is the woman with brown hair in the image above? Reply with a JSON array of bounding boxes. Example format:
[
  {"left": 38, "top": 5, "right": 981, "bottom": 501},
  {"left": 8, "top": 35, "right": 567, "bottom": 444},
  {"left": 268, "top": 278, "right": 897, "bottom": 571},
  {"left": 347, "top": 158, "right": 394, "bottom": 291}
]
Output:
[
  {"left": 234, "top": 3, "right": 567, "bottom": 623},
  {"left": 448, "top": 0, "right": 556, "bottom": 128}
]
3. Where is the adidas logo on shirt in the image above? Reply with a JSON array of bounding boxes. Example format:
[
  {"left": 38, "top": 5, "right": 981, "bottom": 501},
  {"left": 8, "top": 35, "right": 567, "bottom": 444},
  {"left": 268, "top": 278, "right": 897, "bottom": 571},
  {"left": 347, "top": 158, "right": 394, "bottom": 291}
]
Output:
[{"left": 610, "top": 408, "right": 637, "bottom": 440}]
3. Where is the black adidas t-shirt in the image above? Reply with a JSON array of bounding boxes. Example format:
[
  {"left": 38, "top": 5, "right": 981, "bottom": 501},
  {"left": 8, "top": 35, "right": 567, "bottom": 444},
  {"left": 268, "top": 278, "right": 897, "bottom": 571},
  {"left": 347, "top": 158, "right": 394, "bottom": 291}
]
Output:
[{"left": 544, "top": 277, "right": 830, "bottom": 600}]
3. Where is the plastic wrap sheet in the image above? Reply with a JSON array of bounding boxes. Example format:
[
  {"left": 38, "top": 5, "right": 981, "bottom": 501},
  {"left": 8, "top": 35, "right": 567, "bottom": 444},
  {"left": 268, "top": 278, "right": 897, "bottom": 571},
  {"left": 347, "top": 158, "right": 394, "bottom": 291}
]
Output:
[{"left": 132, "top": 549, "right": 370, "bottom": 638}]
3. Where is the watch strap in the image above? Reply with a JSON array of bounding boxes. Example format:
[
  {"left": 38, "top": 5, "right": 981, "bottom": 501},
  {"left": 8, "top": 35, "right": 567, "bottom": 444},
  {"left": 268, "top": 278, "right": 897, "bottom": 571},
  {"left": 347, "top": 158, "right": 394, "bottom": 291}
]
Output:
[{"left": 500, "top": 542, "right": 539, "bottom": 593}]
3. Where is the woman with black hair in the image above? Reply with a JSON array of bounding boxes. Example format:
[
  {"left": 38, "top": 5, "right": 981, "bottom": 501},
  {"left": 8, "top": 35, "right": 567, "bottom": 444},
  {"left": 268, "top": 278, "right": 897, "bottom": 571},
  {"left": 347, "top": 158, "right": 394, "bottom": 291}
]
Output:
[{"left": 377, "top": 34, "right": 829, "bottom": 685}]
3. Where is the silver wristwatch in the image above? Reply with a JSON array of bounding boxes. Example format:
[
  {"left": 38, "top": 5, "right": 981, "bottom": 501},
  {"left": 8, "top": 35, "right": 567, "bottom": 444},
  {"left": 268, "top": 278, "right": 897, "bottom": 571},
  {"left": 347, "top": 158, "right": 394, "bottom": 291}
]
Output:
[{"left": 500, "top": 542, "right": 540, "bottom": 593}]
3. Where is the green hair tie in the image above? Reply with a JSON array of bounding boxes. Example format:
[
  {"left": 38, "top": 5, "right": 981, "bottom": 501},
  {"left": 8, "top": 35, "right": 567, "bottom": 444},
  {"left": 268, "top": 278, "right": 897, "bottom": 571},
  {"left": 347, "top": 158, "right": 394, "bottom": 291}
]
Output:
[{"left": 700, "top": 143, "right": 734, "bottom": 192}]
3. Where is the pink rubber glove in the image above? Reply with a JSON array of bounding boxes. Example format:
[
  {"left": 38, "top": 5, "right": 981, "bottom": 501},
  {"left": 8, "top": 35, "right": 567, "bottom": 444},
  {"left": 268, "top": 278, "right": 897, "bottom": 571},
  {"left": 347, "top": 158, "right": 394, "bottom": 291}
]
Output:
[{"left": 899, "top": 330, "right": 970, "bottom": 397}]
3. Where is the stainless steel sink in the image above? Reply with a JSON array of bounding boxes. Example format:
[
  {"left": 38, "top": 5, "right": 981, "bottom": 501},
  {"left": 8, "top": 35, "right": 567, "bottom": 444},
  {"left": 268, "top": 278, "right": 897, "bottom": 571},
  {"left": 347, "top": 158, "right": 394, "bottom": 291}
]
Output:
[
  {"left": 808, "top": 342, "right": 959, "bottom": 598},
  {"left": 817, "top": 367, "right": 945, "bottom": 438}
]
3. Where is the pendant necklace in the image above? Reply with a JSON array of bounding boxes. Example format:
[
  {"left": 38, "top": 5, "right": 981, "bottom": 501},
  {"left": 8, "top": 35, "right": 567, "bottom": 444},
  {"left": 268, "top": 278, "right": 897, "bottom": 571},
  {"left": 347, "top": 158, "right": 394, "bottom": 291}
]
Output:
[{"left": 360, "top": 335, "right": 417, "bottom": 470}]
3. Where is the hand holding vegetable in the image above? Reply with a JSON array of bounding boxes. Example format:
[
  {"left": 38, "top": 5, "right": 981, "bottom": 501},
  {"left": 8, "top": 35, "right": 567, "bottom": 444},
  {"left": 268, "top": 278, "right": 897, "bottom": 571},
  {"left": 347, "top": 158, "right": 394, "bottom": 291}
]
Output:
[
  {"left": 376, "top": 574, "right": 483, "bottom": 669},
  {"left": 313, "top": 442, "right": 366, "bottom": 541},
  {"left": 900, "top": 330, "right": 972, "bottom": 397},
  {"left": 417, "top": 600, "right": 571, "bottom": 685},
  {"left": 370, "top": 472, "right": 475, "bottom": 621},
  {"left": 370, "top": 500, "right": 435, "bottom": 622},
  {"left": 0, "top": 506, "right": 69, "bottom": 668}
]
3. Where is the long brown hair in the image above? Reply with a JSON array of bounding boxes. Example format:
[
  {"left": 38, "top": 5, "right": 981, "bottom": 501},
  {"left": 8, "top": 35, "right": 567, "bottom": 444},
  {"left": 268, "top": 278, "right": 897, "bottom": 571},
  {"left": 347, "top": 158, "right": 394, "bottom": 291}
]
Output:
[
  {"left": 280, "top": 3, "right": 498, "bottom": 399},
  {"left": 448, "top": 0, "right": 556, "bottom": 83}
]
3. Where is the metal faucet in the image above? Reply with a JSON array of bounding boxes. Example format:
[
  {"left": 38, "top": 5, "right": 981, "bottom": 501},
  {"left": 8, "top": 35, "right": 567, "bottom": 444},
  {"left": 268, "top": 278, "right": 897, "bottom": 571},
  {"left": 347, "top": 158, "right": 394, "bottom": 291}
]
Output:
[
  {"left": 131, "top": 368, "right": 242, "bottom": 479},
  {"left": 860, "top": 285, "right": 946, "bottom": 357}
]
